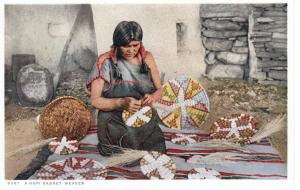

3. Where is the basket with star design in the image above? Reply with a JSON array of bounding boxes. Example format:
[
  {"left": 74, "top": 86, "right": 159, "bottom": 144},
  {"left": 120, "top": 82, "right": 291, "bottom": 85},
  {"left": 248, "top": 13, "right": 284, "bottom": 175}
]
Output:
[
  {"left": 156, "top": 76, "right": 209, "bottom": 129},
  {"left": 122, "top": 106, "right": 153, "bottom": 128},
  {"left": 140, "top": 151, "right": 176, "bottom": 179},
  {"left": 210, "top": 114, "right": 258, "bottom": 144},
  {"left": 36, "top": 157, "right": 107, "bottom": 180}
]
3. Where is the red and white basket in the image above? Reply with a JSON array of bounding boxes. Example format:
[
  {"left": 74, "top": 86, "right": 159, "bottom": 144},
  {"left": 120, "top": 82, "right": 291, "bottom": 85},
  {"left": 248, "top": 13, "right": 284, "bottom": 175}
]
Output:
[
  {"left": 170, "top": 133, "right": 200, "bottom": 145},
  {"left": 122, "top": 106, "right": 153, "bottom": 128},
  {"left": 210, "top": 114, "right": 258, "bottom": 144},
  {"left": 188, "top": 168, "right": 221, "bottom": 179},
  {"left": 48, "top": 136, "right": 79, "bottom": 155},
  {"left": 140, "top": 151, "right": 176, "bottom": 179},
  {"left": 36, "top": 157, "right": 107, "bottom": 180}
]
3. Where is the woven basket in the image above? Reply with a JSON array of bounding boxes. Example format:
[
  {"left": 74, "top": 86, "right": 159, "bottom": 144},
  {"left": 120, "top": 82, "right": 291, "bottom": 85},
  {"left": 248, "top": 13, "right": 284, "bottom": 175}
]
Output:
[
  {"left": 210, "top": 114, "right": 258, "bottom": 144},
  {"left": 157, "top": 76, "right": 210, "bottom": 129},
  {"left": 39, "top": 96, "right": 91, "bottom": 141},
  {"left": 122, "top": 106, "right": 153, "bottom": 128},
  {"left": 36, "top": 157, "right": 107, "bottom": 180},
  {"left": 140, "top": 151, "right": 176, "bottom": 179}
]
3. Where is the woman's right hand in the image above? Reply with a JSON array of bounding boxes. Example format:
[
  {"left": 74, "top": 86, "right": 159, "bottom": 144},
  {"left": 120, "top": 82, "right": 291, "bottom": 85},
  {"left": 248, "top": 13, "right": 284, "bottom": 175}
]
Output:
[{"left": 121, "top": 97, "right": 142, "bottom": 113}]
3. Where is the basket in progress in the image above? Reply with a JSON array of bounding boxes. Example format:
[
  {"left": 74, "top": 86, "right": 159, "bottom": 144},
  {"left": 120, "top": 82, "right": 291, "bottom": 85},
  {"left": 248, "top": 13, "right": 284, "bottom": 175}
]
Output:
[
  {"left": 122, "top": 106, "right": 153, "bottom": 128},
  {"left": 39, "top": 96, "right": 91, "bottom": 141}
]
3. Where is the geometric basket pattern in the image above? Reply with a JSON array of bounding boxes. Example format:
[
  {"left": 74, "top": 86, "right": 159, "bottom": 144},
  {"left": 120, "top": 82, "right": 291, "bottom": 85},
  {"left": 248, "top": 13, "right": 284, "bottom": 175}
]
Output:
[
  {"left": 122, "top": 106, "right": 153, "bottom": 128},
  {"left": 157, "top": 76, "right": 209, "bottom": 129},
  {"left": 210, "top": 114, "right": 258, "bottom": 144},
  {"left": 36, "top": 157, "right": 107, "bottom": 180},
  {"left": 48, "top": 136, "right": 79, "bottom": 155}
]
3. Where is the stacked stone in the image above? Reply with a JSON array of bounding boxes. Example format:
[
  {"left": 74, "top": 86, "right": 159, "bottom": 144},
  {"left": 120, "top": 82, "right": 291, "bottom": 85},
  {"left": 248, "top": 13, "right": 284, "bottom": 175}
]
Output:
[
  {"left": 55, "top": 68, "right": 90, "bottom": 107},
  {"left": 250, "top": 4, "right": 287, "bottom": 86},
  {"left": 200, "top": 5, "right": 250, "bottom": 79}
]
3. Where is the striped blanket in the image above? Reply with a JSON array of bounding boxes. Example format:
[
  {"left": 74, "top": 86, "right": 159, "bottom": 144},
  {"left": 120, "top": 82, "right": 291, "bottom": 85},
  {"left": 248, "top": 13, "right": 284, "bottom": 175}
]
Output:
[{"left": 30, "top": 125, "right": 287, "bottom": 180}]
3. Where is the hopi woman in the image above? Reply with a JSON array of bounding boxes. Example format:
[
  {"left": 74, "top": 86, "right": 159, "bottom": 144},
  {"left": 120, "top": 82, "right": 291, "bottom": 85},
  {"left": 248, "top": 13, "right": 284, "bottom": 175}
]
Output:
[{"left": 86, "top": 21, "right": 166, "bottom": 156}]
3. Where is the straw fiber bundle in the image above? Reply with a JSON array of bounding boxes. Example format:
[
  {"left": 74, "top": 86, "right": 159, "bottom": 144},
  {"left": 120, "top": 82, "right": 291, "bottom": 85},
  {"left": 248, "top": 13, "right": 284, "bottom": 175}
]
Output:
[{"left": 39, "top": 96, "right": 91, "bottom": 141}]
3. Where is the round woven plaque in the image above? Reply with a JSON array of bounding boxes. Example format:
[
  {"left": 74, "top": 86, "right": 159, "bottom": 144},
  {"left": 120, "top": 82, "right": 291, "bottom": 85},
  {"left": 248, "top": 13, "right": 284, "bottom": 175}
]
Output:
[
  {"left": 170, "top": 133, "right": 200, "bottom": 145},
  {"left": 210, "top": 114, "right": 258, "bottom": 144},
  {"left": 36, "top": 157, "right": 107, "bottom": 180},
  {"left": 122, "top": 106, "right": 153, "bottom": 128},
  {"left": 39, "top": 96, "right": 91, "bottom": 141},
  {"left": 140, "top": 151, "right": 176, "bottom": 179},
  {"left": 188, "top": 168, "right": 221, "bottom": 179},
  {"left": 157, "top": 76, "right": 209, "bottom": 129},
  {"left": 48, "top": 136, "right": 79, "bottom": 155}
]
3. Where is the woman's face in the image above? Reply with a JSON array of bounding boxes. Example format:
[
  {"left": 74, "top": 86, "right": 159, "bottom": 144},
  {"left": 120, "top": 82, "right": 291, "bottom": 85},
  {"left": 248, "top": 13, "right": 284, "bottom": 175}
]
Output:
[{"left": 119, "top": 40, "right": 141, "bottom": 60}]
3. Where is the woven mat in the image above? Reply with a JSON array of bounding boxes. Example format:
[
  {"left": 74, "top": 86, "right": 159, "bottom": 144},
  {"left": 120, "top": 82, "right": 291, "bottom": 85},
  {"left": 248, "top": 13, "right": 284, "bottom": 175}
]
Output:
[{"left": 29, "top": 125, "right": 287, "bottom": 180}]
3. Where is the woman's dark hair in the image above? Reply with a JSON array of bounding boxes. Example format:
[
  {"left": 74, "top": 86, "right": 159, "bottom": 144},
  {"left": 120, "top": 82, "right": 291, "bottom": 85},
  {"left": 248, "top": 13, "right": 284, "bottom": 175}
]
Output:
[
  {"left": 113, "top": 21, "right": 143, "bottom": 47},
  {"left": 112, "top": 21, "right": 149, "bottom": 74}
]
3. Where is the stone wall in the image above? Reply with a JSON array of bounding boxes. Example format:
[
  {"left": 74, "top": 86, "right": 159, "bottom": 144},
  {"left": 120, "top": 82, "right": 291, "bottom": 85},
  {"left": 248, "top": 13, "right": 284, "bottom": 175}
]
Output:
[
  {"left": 200, "top": 4, "right": 251, "bottom": 80},
  {"left": 249, "top": 4, "right": 287, "bottom": 86},
  {"left": 200, "top": 4, "right": 287, "bottom": 86}
]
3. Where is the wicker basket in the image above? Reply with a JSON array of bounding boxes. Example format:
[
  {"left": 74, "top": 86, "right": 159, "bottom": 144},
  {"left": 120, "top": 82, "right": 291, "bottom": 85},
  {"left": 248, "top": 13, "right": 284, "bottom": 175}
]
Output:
[{"left": 39, "top": 96, "right": 91, "bottom": 141}]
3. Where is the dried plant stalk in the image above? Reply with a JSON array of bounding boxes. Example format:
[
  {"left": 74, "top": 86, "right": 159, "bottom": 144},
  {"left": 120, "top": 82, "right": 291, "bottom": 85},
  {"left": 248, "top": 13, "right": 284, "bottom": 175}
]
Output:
[
  {"left": 250, "top": 114, "right": 286, "bottom": 143},
  {"left": 106, "top": 150, "right": 147, "bottom": 167},
  {"left": 6, "top": 137, "right": 56, "bottom": 158},
  {"left": 188, "top": 152, "right": 258, "bottom": 165},
  {"left": 104, "top": 145, "right": 148, "bottom": 167},
  {"left": 189, "top": 139, "right": 253, "bottom": 153}
]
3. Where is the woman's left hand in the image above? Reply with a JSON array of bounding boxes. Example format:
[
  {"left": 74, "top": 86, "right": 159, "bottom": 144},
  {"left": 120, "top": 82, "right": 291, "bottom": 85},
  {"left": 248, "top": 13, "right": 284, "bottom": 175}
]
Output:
[{"left": 142, "top": 94, "right": 156, "bottom": 106}]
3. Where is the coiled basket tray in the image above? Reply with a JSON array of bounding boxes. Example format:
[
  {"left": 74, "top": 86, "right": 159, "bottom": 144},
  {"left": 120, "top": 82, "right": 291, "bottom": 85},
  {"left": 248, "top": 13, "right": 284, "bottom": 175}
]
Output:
[{"left": 39, "top": 96, "right": 91, "bottom": 141}]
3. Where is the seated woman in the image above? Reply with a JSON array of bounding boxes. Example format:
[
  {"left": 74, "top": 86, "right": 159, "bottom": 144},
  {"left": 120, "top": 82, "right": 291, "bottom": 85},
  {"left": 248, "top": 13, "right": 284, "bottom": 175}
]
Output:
[{"left": 86, "top": 21, "right": 166, "bottom": 156}]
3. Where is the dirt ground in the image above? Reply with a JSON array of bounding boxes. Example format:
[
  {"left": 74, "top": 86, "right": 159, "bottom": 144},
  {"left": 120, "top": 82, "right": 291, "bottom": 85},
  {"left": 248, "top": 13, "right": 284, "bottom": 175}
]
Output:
[{"left": 4, "top": 78, "right": 287, "bottom": 180}]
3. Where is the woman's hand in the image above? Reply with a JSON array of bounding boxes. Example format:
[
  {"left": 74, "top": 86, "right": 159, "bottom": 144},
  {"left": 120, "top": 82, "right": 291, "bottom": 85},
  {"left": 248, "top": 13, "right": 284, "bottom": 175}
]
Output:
[
  {"left": 142, "top": 93, "right": 158, "bottom": 106},
  {"left": 142, "top": 86, "right": 163, "bottom": 106},
  {"left": 121, "top": 97, "right": 142, "bottom": 113}
]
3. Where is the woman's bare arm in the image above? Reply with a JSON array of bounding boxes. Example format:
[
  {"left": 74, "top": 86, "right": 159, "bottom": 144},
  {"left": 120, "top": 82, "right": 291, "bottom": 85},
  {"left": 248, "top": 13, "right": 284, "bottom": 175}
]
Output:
[
  {"left": 142, "top": 52, "right": 163, "bottom": 105},
  {"left": 90, "top": 78, "right": 122, "bottom": 111}
]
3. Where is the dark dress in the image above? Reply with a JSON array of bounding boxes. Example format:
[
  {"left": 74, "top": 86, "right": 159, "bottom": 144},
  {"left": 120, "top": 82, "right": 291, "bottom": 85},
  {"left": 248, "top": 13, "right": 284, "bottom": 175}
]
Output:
[{"left": 86, "top": 51, "right": 166, "bottom": 156}]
